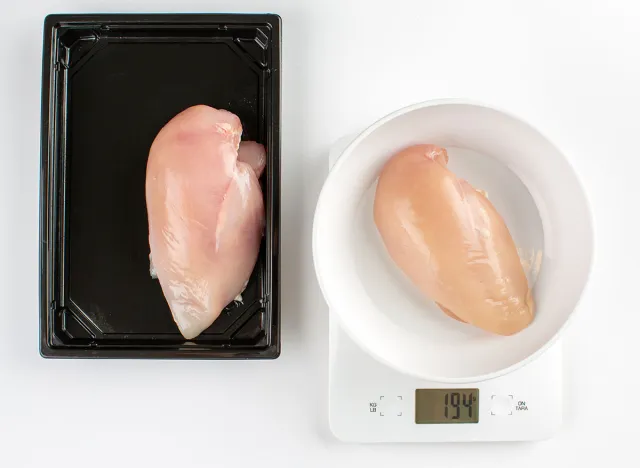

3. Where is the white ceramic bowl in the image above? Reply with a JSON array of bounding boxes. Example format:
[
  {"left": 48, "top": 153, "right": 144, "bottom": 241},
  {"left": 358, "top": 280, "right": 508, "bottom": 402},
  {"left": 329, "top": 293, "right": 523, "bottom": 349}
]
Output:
[{"left": 313, "top": 100, "right": 593, "bottom": 383}]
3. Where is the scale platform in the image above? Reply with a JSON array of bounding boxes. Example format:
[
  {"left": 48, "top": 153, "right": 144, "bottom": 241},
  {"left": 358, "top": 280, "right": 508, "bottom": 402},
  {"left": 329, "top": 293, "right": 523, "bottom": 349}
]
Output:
[
  {"left": 326, "top": 135, "right": 562, "bottom": 443},
  {"left": 329, "top": 313, "right": 562, "bottom": 443}
]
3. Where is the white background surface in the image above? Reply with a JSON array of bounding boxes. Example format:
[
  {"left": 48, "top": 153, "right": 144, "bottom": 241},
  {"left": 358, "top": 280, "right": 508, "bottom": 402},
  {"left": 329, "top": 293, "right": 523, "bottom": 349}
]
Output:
[{"left": 0, "top": 0, "right": 637, "bottom": 467}]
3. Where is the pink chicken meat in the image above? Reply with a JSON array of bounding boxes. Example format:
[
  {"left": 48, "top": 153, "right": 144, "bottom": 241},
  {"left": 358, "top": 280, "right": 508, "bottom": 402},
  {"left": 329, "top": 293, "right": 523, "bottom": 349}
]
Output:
[
  {"left": 145, "top": 105, "right": 265, "bottom": 339},
  {"left": 373, "top": 144, "right": 534, "bottom": 336}
]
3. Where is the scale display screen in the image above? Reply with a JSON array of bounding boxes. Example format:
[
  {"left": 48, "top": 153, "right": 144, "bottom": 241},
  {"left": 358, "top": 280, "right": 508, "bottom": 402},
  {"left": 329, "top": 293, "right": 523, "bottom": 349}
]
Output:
[{"left": 415, "top": 389, "right": 479, "bottom": 424}]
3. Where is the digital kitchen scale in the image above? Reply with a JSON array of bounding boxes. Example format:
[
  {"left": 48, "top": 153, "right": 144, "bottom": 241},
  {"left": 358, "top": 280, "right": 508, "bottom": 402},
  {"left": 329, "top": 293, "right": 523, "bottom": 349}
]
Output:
[{"left": 326, "top": 135, "right": 562, "bottom": 443}]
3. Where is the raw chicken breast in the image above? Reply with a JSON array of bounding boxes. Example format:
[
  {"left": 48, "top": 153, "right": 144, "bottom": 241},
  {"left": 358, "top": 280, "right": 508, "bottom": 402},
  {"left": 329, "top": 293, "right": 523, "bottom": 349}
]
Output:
[
  {"left": 145, "top": 105, "right": 265, "bottom": 339},
  {"left": 373, "top": 144, "right": 534, "bottom": 336}
]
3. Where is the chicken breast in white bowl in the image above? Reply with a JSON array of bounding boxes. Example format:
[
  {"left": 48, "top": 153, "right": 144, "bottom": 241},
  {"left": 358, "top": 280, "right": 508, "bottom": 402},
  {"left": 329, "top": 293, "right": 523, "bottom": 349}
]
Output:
[
  {"left": 313, "top": 99, "right": 593, "bottom": 383},
  {"left": 373, "top": 143, "right": 534, "bottom": 336}
]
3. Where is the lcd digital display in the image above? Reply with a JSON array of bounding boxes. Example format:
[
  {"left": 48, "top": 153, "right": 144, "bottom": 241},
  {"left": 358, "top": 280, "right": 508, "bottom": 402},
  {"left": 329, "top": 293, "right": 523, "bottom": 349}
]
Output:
[{"left": 415, "top": 389, "right": 480, "bottom": 424}]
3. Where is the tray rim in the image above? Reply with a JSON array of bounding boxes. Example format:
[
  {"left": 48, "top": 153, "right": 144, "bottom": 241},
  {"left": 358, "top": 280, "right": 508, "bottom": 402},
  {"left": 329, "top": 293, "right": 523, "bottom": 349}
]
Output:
[{"left": 39, "top": 12, "right": 282, "bottom": 359}]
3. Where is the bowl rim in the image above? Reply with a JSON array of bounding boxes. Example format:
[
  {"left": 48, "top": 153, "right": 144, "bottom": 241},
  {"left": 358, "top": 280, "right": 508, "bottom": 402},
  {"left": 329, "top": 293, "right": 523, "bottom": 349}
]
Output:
[{"left": 312, "top": 98, "right": 595, "bottom": 383}]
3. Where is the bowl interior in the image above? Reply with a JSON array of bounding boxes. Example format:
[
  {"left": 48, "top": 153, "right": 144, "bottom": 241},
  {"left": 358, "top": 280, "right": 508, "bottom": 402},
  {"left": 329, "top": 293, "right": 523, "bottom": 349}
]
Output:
[{"left": 313, "top": 102, "right": 593, "bottom": 382}]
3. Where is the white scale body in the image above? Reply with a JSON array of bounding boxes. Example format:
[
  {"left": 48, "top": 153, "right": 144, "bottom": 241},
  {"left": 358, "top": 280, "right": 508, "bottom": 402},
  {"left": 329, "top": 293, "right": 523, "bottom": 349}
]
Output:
[{"left": 326, "top": 136, "right": 562, "bottom": 443}]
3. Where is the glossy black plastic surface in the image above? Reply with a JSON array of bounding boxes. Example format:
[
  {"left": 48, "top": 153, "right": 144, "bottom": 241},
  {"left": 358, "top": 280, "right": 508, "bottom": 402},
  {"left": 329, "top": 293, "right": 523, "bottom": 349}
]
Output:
[{"left": 40, "top": 14, "right": 281, "bottom": 358}]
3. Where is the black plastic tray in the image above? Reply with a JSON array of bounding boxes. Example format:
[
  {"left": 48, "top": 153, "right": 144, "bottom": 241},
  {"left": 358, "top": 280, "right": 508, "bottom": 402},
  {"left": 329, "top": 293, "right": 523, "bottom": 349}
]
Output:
[{"left": 39, "top": 13, "right": 281, "bottom": 359}]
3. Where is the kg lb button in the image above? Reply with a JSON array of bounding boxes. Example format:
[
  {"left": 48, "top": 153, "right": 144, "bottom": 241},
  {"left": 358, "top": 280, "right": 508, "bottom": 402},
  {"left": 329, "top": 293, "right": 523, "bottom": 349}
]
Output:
[
  {"left": 490, "top": 395, "right": 513, "bottom": 416},
  {"left": 384, "top": 395, "right": 405, "bottom": 417}
]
